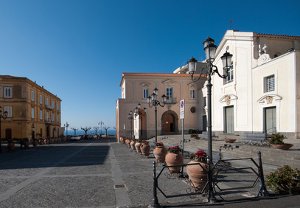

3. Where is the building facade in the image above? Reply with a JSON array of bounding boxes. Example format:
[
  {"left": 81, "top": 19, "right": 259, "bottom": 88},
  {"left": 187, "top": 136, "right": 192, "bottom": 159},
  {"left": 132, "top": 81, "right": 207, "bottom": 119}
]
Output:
[
  {"left": 117, "top": 30, "right": 300, "bottom": 140},
  {"left": 116, "top": 73, "right": 206, "bottom": 141},
  {"left": 176, "top": 30, "right": 300, "bottom": 139},
  {"left": 0, "top": 75, "right": 62, "bottom": 142}
]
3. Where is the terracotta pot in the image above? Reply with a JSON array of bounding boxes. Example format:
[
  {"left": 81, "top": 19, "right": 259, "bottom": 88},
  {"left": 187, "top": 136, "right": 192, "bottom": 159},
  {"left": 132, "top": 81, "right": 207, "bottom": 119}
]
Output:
[
  {"left": 140, "top": 142, "right": 150, "bottom": 156},
  {"left": 224, "top": 138, "right": 236, "bottom": 143},
  {"left": 135, "top": 141, "right": 142, "bottom": 153},
  {"left": 130, "top": 140, "right": 136, "bottom": 150},
  {"left": 186, "top": 160, "right": 208, "bottom": 189},
  {"left": 165, "top": 152, "right": 183, "bottom": 173},
  {"left": 119, "top": 137, "right": 124, "bottom": 144},
  {"left": 125, "top": 138, "right": 131, "bottom": 148},
  {"left": 153, "top": 146, "right": 167, "bottom": 163},
  {"left": 271, "top": 143, "right": 293, "bottom": 150}
]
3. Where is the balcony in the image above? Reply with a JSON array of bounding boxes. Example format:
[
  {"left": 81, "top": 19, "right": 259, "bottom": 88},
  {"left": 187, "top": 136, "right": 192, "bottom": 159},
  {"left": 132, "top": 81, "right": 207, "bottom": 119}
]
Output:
[{"left": 165, "top": 97, "right": 177, "bottom": 104}]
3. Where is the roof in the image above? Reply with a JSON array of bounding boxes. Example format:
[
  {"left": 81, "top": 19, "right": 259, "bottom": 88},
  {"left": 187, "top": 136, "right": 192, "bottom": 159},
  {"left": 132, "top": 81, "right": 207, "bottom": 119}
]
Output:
[
  {"left": 120, "top": 72, "right": 206, "bottom": 86},
  {"left": 0, "top": 75, "right": 61, "bottom": 101}
]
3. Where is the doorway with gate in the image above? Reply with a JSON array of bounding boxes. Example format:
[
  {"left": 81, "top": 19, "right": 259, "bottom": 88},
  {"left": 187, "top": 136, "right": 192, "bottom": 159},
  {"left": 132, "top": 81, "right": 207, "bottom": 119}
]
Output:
[{"left": 161, "top": 110, "right": 178, "bottom": 135}]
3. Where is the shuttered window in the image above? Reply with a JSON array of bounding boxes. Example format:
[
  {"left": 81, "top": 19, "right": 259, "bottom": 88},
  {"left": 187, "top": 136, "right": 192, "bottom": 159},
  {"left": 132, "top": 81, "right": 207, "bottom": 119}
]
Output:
[{"left": 264, "top": 75, "right": 275, "bottom": 92}]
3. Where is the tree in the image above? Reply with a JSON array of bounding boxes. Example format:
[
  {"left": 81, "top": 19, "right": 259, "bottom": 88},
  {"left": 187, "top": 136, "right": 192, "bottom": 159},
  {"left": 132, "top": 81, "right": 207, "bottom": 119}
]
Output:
[
  {"left": 81, "top": 127, "right": 91, "bottom": 139},
  {"left": 93, "top": 126, "right": 100, "bottom": 138},
  {"left": 71, "top": 128, "right": 78, "bottom": 136}
]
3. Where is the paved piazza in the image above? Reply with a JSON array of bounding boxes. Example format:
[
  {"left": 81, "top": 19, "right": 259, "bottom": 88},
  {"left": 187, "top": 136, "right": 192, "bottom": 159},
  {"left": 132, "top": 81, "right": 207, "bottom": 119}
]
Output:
[
  {"left": 1, "top": 140, "right": 300, "bottom": 208},
  {"left": 0, "top": 139, "right": 152, "bottom": 208}
]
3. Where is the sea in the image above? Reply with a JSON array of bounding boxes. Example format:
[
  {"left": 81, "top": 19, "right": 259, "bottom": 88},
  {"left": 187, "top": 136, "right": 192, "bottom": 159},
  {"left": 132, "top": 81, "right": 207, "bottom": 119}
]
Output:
[{"left": 64, "top": 129, "right": 116, "bottom": 136}]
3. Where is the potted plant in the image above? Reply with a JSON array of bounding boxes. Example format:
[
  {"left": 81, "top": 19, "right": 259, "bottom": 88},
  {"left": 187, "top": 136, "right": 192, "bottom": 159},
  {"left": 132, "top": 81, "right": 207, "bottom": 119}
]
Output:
[
  {"left": 153, "top": 142, "right": 167, "bottom": 163},
  {"left": 186, "top": 149, "right": 208, "bottom": 190},
  {"left": 269, "top": 133, "right": 293, "bottom": 150},
  {"left": 266, "top": 165, "right": 300, "bottom": 194},
  {"left": 165, "top": 145, "right": 183, "bottom": 173}
]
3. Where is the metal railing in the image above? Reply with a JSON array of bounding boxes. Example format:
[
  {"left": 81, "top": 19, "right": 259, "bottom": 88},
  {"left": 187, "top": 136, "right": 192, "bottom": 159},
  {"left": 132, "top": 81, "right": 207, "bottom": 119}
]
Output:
[{"left": 150, "top": 151, "right": 268, "bottom": 207}]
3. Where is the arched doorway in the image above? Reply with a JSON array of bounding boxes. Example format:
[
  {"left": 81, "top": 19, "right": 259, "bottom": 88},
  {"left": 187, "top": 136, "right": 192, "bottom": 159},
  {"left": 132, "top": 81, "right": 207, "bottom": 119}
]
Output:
[{"left": 161, "top": 110, "right": 178, "bottom": 135}]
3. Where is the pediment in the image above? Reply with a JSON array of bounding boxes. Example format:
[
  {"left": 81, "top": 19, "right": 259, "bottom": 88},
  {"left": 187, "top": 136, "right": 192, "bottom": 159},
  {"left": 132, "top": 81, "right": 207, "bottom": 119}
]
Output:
[
  {"left": 258, "top": 94, "right": 282, "bottom": 104},
  {"left": 219, "top": 94, "right": 238, "bottom": 105}
]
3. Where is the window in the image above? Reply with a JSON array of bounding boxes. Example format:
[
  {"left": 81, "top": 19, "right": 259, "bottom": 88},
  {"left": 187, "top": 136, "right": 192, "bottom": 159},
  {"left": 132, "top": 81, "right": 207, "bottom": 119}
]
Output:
[
  {"left": 166, "top": 87, "right": 173, "bottom": 98},
  {"left": 190, "top": 89, "right": 196, "bottom": 99},
  {"left": 51, "top": 100, "right": 55, "bottom": 109},
  {"left": 31, "top": 108, "right": 35, "bottom": 119},
  {"left": 40, "top": 110, "right": 43, "bottom": 120},
  {"left": 264, "top": 75, "right": 275, "bottom": 92},
  {"left": 40, "top": 94, "right": 43, "bottom": 104},
  {"left": 45, "top": 111, "right": 49, "bottom": 121},
  {"left": 3, "top": 87, "right": 12, "bottom": 98},
  {"left": 56, "top": 102, "right": 60, "bottom": 110},
  {"left": 45, "top": 97, "right": 49, "bottom": 106},
  {"left": 143, "top": 88, "right": 149, "bottom": 99},
  {"left": 225, "top": 65, "right": 234, "bottom": 83},
  {"left": 31, "top": 90, "right": 35, "bottom": 101},
  {"left": 203, "top": 97, "right": 207, "bottom": 107},
  {"left": 4, "top": 106, "right": 12, "bottom": 117}
]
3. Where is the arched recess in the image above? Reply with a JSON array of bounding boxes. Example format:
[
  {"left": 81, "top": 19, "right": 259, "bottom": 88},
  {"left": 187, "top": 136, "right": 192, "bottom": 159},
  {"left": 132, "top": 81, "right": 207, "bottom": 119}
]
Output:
[{"left": 161, "top": 110, "right": 178, "bottom": 135}]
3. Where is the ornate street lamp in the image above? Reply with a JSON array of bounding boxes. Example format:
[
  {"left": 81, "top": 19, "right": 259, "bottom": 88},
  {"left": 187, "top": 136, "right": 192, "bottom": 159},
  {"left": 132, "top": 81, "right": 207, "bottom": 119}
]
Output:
[
  {"left": 188, "top": 37, "right": 232, "bottom": 202},
  {"left": 134, "top": 103, "right": 147, "bottom": 139},
  {"left": 0, "top": 107, "right": 8, "bottom": 153},
  {"left": 147, "top": 88, "right": 167, "bottom": 143},
  {"left": 98, "top": 121, "right": 104, "bottom": 137},
  {"left": 128, "top": 111, "right": 134, "bottom": 140},
  {"left": 64, "top": 122, "right": 69, "bottom": 137}
]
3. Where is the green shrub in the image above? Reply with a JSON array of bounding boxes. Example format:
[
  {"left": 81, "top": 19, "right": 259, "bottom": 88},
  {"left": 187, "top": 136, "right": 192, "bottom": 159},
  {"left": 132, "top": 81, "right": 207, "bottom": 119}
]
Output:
[
  {"left": 269, "top": 133, "right": 286, "bottom": 144},
  {"left": 266, "top": 165, "right": 300, "bottom": 194}
]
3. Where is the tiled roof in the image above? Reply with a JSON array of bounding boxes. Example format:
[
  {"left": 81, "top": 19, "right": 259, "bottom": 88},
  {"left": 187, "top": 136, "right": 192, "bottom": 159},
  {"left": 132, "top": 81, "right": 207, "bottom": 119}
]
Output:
[{"left": 256, "top": 32, "right": 300, "bottom": 39}]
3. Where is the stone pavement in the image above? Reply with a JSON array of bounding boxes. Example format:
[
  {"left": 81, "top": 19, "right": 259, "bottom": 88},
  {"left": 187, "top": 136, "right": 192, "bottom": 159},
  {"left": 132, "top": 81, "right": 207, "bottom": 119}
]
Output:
[
  {"left": 152, "top": 134, "right": 300, "bottom": 173},
  {"left": 0, "top": 139, "right": 299, "bottom": 208}
]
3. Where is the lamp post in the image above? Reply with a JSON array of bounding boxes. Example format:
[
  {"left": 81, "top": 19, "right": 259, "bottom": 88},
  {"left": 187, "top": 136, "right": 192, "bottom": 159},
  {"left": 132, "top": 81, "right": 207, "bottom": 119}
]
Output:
[
  {"left": 134, "top": 103, "right": 147, "bottom": 139},
  {"left": 64, "top": 122, "right": 69, "bottom": 137},
  {"left": 128, "top": 111, "right": 134, "bottom": 140},
  {"left": 0, "top": 107, "right": 8, "bottom": 153},
  {"left": 188, "top": 37, "right": 232, "bottom": 202},
  {"left": 147, "top": 88, "right": 167, "bottom": 143},
  {"left": 98, "top": 121, "right": 104, "bottom": 137}
]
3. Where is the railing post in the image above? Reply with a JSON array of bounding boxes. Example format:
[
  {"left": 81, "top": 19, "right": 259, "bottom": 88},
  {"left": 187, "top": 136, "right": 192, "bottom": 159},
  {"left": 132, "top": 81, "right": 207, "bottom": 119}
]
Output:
[
  {"left": 151, "top": 161, "right": 160, "bottom": 208},
  {"left": 257, "top": 151, "right": 269, "bottom": 197}
]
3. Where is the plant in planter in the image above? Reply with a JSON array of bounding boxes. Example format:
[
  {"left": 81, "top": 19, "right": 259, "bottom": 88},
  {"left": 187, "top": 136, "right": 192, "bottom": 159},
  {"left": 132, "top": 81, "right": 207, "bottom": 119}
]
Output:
[
  {"left": 269, "top": 133, "right": 293, "bottom": 150},
  {"left": 165, "top": 145, "right": 183, "bottom": 173},
  {"left": 266, "top": 165, "right": 300, "bottom": 194},
  {"left": 186, "top": 149, "right": 208, "bottom": 190}
]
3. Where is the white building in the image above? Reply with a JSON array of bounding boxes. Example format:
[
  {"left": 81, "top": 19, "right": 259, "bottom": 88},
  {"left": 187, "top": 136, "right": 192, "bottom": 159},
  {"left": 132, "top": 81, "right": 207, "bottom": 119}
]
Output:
[{"left": 175, "top": 30, "right": 300, "bottom": 139}]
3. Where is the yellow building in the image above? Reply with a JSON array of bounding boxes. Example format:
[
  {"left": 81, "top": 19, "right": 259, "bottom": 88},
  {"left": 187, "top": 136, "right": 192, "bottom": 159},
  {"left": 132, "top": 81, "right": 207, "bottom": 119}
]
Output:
[
  {"left": 116, "top": 73, "right": 206, "bottom": 141},
  {"left": 0, "top": 75, "right": 62, "bottom": 143}
]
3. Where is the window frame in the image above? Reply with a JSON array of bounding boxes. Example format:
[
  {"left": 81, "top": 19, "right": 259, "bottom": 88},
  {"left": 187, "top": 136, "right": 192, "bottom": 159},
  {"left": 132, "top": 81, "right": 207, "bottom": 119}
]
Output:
[
  {"left": 3, "top": 106, "right": 12, "bottom": 118},
  {"left": 264, "top": 75, "right": 275, "bottom": 93},
  {"left": 3, "top": 86, "right": 13, "bottom": 98}
]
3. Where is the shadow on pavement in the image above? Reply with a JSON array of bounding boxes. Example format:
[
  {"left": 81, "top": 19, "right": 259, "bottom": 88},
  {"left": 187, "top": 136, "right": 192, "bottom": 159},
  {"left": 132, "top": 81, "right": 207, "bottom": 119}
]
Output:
[{"left": 0, "top": 140, "right": 113, "bottom": 170}]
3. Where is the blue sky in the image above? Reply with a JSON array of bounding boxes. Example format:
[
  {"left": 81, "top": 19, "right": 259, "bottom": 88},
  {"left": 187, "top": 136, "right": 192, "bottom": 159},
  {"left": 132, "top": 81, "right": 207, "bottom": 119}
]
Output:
[{"left": 0, "top": 0, "right": 299, "bottom": 129}]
